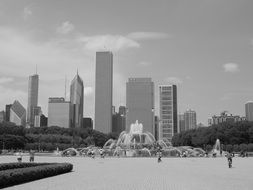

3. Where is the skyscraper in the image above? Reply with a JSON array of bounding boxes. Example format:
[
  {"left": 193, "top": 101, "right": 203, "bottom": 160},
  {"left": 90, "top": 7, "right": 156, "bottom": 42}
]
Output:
[
  {"left": 95, "top": 51, "right": 113, "bottom": 133},
  {"left": 27, "top": 74, "right": 39, "bottom": 127},
  {"left": 184, "top": 109, "right": 197, "bottom": 130},
  {"left": 245, "top": 101, "right": 253, "bottom": 121},
  {"left": 70, "top": 73, "right": 84, "bottom": 128},
  {"left": 48, "top": 97, "right": 71, "bottom": 128},
  {"left": 126, "top": 78, "right": 154, "bottom": 134},
  {"left": 10, "top": 100, "right": 26, "bottom": 126},
  {"left": 178, "top": 113, "right": 185, "bottom": 132},
  {"left": 5, "top": 104, "right": 12, "bottom": 122},
  {"left": 159, "top": 85, "right": 178, "bottom": 141}
]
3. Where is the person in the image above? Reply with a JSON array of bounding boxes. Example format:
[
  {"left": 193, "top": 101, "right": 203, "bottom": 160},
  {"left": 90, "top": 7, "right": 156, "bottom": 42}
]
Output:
[
  {"left": 29, "top": 150, "right": 35, "bottom": 162},
  {"left": 226, "top": 151, "right": 233, "bottom": 168},
  {"left": 17, "top": 151, "right": 22, "bottom": 162},
  {"left": 91, "top": 149, "right": 95, "bottom": 158},
  {"left": 99, "top": 148, "right": 105, "bottom": 158},
  {"left": 157, "top": 148, "right": 162, "bottom": 163}
]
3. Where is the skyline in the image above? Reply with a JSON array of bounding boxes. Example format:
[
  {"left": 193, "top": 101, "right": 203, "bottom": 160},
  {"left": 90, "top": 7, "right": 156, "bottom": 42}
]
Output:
[{"left": 1, "top": 1, "right": 253, "bottom": 125}]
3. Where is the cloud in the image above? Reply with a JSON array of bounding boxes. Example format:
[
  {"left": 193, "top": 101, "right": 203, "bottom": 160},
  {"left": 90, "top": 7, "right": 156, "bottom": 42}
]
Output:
[
  {"left": 223, "top": 63, "right": 239, "bottom": 73},
  {"left": 0, "top": 77, "right": 14, "bottom": 84},
  {"left": 23, "top": 6, "right": 32, "bottom": 20},
  {"left": 166, "top": 77, "right": 183, "bottom": 84},
  {"left": 127, "top": 32, "right": 169, "bottom": 40},
  {"left": 56, "top": 21, "right": 75, "bottom": 34},
  {"left": 79, "top": 35, "right": 140, "bottom": 52},
  {"left": 139, "top": 61, "right": 152, "bottom": 66},
  {"left": 0, "top": 85, "right": 27, "bottom": 109}
]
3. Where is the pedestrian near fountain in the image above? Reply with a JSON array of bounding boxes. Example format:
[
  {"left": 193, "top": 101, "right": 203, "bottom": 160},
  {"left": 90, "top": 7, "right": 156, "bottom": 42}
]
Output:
[
  {"left": 157, "top": 148, "right": 162, "bottom": 163},
  {"left": 17, "top": 151, "right": 22, "bottom": 162},
  {"left": 29, "top": 150, "right": 35, "bottom": 162}
]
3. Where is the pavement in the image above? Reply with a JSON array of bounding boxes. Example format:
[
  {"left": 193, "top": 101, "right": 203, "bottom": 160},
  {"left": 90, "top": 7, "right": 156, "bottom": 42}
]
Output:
[{"left": 1, "top": 155, "right": 253, "bottom": 190}]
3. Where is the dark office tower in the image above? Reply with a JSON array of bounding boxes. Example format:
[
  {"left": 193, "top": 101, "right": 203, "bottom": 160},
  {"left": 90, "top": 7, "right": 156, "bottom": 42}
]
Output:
[
  {"left": 95, "top": 52, "right": 113, "bottom": 134},
  {"left": 119, "top": 106, "right": 126, "bottom": 116},
  {"left": 154, "top": 116, "right": 159, "bottom": 140},
  {"left": 126, "top": 78, "right": 154, "bottom": 134},
  {"left": 70, "top": 73, "right": 84, "bottom": 128},
  {"left": 5, "top": 104, "right": 12, "bottom": 122},
  {"left": 27, "top": 74, "right": 39, "bottom": 127},
  {"left": 82, "top": 117, "right": 93, "bottom": 128},
  {"left": 159, "top": 85, "right": 178, "bottom": 141}
]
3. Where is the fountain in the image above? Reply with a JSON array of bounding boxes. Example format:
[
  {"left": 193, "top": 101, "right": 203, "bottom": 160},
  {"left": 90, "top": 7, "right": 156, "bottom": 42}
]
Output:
[
  {"left": 104, "top": 120, "right": 156, "bottom": 157},
  {"left": 212, "top": 139, "right": 222, "bottom": 156}
]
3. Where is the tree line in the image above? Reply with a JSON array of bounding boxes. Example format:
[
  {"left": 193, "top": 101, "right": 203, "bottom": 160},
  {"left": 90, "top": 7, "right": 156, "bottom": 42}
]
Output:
[
  {"left": 0, "top": 121, "right": 118, "bottom": 152},
  {"left": 172, "top": 121, "right": 253, "bottom": 152}
]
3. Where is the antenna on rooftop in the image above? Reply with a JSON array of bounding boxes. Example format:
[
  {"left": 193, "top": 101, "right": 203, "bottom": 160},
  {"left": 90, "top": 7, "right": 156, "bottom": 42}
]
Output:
[
  {"left": 64, "top": 76, "right": 67, "bottom": 100},
  {"left": 35, "top": 64, "right": 37, "bottom": 74}
]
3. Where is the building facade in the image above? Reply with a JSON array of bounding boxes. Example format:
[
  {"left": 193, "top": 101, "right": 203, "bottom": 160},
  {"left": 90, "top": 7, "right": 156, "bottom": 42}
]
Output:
[
  {"left": 95, "top": 51, "right": 113, "bottom": 134},
  {"left": 112, "top": 107, "right": 126, "bottom": 134},
  {"left": 184, "top": 109, "right": 197, "bottom": 130},
  {"left": 178, "top": 113, "right": 185, "bottom": 132},
  {"left": 10, "top": 100, "right": 26, "bottom": 126},
  {"left": 0, "top": 111, "right": 5, "bottom": 122},
  {"left": 159, "top": 85, "right": 178, "bottom": 141},
  {"left": 48, "top": 97, "right": 71, "bottom": 128},
  {"left": 70, "top": 73, "right": 84, "bottom": 128},
  {"left": 126, "top": 78, "right": 154, "bottom": 134},
  {"left": 208, "top": 111, "right": 246, "bottom": 126},
  {"left": 5, "top": 104, "right": 12, "bottom": 122},
  {"left": 245, "top": 101, "right": 253, "bottom": 121},
  {"left": 27, "top": 74, "right": 39, "bottom": 127}
]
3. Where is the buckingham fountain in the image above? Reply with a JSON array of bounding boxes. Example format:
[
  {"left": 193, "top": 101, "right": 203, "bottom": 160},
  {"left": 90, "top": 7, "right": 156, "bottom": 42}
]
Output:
[
  {"left": 103, "top": 120, "right": 200, "bottom": 157},
  {"left": 61, "top": 120, "right": 206, "bottom": 157}
]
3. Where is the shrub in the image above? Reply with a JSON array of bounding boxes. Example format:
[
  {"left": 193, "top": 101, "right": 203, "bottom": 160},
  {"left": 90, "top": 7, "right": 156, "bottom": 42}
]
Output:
[
  {"left": 0, "top": 162, "right": 73, "bottom": 188},
  {"left": 0, "top": 162, "right": 51, "bottom": 171}
]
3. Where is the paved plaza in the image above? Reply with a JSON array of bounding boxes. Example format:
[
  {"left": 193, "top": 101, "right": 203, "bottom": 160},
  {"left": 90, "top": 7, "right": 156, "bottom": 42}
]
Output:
[{"left": 1, "top": 155, "right": 253, "bottom": 190}]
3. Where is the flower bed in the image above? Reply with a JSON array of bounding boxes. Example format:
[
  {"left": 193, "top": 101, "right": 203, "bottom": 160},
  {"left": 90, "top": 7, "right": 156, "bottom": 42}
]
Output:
[{"left": 0, "top": 162, "right": 73, "bottom": 188}]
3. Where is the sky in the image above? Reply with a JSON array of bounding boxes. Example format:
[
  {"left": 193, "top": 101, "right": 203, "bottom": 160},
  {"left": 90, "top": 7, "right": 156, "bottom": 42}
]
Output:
[{"left": 0, "top": 0, "right": 253, "bottom": 125}]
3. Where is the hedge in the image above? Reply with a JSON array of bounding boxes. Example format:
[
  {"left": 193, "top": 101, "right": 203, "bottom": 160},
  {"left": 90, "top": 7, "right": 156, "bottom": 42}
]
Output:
[
  {"left": 0, "top": 162, "right": 73, "bottom": 188},
  {"left": 0, "top": 162, "right": 51, "bottom": 171}
]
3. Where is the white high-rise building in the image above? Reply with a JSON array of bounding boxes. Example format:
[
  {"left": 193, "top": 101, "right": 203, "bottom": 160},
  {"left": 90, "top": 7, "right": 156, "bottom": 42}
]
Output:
[
  {"left": 48, "top": 97, "right": 71, "bottom": 128},
  {"left": 126, "top": 78, "right": 154, "bottom": 134},
  {"left": 95, "top": 52, "right": 113, "bottom": 133},
  {"left": 159, "top": 85, "right": 178, "bottom": 141},
  {"left": 27, "top": 74, "right": 39, "bottom": 127},
  {"left": 245, "top": 101, "right": 253, "bottom": 121}
]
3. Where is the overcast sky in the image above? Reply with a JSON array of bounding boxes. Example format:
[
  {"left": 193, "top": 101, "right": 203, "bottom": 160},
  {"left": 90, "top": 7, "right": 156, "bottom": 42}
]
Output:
[{"left": 0, "top": 0, "right": 253, "bottom": 125}]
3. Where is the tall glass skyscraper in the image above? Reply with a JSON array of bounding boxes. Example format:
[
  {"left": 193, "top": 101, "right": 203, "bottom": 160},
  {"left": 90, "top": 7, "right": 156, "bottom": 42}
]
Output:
[
  {"left": 245, "top": 101, "right": 253, "bottom": 121},
  {"left": 126, "top": 78, "right": 154, "bottom": 134},
  {"left": 70, "top": 73, "right": 84, "bottom": 128},
  {"left": 27, "top": 74, "right": 39, "bottom": 127},
  {"left": 95, "top": 51, "right": 113, "bottom": 134},
  {"left": 159, "top": 85, "right": 178, "bottom": 141}
]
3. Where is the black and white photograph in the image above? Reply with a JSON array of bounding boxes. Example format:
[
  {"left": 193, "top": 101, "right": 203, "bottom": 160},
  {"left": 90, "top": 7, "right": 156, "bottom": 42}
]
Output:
[{"left": 0, "top": 0, "right": 253, "bottom": 189}]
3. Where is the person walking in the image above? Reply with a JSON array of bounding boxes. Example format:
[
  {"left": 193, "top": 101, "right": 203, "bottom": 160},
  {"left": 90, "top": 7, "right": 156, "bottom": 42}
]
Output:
[
  {"left": 157, "top": 148, "right": 162, "bottom": 163},
  {"left": 17, "top": 151, "right": 22, "bottom": 162},
  {"left": 29, "top": 150, "right": 35, "bottom": 162}
]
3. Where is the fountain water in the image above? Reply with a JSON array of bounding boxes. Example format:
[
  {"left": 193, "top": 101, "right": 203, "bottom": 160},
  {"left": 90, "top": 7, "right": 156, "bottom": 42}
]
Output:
[{"left": 212, "top": 139, "right": 222, "bottom": 156}]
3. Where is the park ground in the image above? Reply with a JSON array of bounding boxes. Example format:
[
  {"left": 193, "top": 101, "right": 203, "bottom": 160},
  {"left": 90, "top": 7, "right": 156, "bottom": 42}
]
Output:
[{"left": 0, "top": 155, "right": 253, "bottom": 190}]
